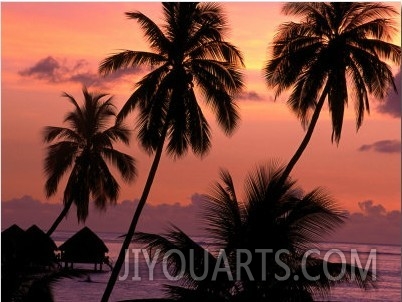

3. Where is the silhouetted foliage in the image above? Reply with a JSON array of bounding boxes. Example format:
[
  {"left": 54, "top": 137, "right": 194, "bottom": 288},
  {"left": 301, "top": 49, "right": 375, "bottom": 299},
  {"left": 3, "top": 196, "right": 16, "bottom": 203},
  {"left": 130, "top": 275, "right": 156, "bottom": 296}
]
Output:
[
  {"left": 100, "top": 3, "right": 244, "bottom": 300},
  {"left": 137, "top": 164, "right": 375, "bottom": 301},
  {"left": 264, "top": 2, "right": 401, "bottom": 182},
  {"left": 43, "top": 87, "right": 137, "bottom": 234},
  {"left": 100, "top": 3, "right": 244, "bottom": 157}
]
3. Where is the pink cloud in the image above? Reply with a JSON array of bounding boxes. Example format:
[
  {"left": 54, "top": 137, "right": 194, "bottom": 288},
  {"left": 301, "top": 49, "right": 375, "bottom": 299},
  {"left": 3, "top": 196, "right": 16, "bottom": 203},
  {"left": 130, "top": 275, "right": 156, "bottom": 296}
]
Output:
[
  {"left": 19, "top": 56, "right": 143, "bottom": 89},
  {"left": 358, "top": 140, "right": 401, "bottom": 154},
  {"left": 331, "top": 200, "right": 400, "bottom": 245}
]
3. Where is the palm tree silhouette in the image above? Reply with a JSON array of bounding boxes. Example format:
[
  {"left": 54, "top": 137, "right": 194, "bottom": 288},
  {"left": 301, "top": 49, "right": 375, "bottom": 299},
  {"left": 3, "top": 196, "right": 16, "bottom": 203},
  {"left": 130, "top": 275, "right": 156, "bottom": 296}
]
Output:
[
  {"left": 43, "top": 87, "right": 137, "bottom": 236},
  {"left": 136, "top": 163, "right": 375, "bottom": 301},
  {"left": 264, "top": 3, "right": 401, "bottom": 183},
  {"left": 99, "top": 3, "right": 244, "bottom": 300}
]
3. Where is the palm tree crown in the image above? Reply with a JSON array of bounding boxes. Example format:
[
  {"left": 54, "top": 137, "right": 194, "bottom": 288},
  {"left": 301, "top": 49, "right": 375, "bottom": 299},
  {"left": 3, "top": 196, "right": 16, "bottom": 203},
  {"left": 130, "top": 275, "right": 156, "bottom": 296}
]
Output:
[
  {"left": 137, "top": 164, "right": 375, "bottom": 301},
  {"left": 43, "top": 87, "right": 137, "bottom": 222},
  {"left": 265, "top": 2, "right": 400, "bottom": 143},
  {"left": 99, "top": 2, "right": 244, "bottom": 157},
  {"left": 99, "top": 4, "right": 244, "bottom": 300}
]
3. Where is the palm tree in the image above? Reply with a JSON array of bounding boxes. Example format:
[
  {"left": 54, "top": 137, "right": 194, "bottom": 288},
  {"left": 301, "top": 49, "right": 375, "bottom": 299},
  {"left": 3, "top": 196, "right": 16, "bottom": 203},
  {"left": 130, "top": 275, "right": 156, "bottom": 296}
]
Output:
[
  {"left": 264, "top": 2, "right": 401, "bottom": 183},
  {"left": 99, "top": 3, "right": 244, "bottom": 300},
  {"left": 136, "top": 163, "right": 375, "bottom": 301},
  {"left": 43, "top": 87, "right": 137, "bottom": 236}
]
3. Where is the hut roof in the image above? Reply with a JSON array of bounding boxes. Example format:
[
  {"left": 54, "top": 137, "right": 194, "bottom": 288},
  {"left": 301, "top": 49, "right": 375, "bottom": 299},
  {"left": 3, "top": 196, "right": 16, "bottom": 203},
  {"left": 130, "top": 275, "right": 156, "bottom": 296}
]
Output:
[
  {"left": 59, "top": 227, "right": 108, "bottom": 253},
  {"left": 3, "top": 225, "right": 57, "bottom": 266},
  {"left": 2, "top": 224, "right": 25, "bottom": 241},
  {"left": 2, "top": 224, "right": 26, "bottom": 258},
  {"left": 25, "top": 225, "right": 57, "bottom": 250}
]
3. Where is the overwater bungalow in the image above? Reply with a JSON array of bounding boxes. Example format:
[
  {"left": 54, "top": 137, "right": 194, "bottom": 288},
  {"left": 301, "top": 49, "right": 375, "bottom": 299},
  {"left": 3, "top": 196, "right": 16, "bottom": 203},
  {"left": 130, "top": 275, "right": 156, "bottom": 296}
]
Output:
[
  {"left": 58, "top": 226, "right": 109, "bottom": 271},
  {"left": 1, "top": 224, "right": 26, "bottom": 265},
  {"left": 25, "top": 224, "right": 57, "bottom": 266},
  {"left": 2, "top": 224, "right": 57, "bottom": 269}
]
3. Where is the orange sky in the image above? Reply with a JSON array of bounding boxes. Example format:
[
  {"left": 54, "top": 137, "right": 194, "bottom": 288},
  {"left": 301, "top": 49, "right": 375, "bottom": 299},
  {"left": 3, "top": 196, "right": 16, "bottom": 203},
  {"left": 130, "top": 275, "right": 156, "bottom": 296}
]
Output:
[{"left": 1, "top": 2, "right": 401, "bottom": 215}]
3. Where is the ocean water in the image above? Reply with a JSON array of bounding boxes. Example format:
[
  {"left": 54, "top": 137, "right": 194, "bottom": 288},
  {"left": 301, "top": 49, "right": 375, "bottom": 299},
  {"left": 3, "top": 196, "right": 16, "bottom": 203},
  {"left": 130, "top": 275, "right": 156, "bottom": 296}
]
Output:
[{"left": 51, "top": 231, "right": 401, "bottom": 302}]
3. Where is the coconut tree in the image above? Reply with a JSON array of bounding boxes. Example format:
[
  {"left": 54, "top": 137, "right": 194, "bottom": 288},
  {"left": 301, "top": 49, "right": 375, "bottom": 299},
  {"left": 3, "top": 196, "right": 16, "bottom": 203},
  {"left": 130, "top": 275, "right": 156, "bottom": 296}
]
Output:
[
  {"left": 136, "top": 163, "right": 375, "bottom": 301},
  {"left": 99, "top": 3, "right": 244, "bottom": 300},
  {"left": 264, "top": 2, "right": 401, "bottom": 183},
  {"left": 43, "top": 87, "right": 137, "bottom": 236}
]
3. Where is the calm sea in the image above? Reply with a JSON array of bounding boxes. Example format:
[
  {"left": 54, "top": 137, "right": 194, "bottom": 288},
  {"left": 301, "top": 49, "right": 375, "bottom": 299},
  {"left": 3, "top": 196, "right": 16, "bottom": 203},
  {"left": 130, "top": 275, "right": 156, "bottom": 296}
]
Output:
[{"left": 51, "top": 231, "right": 401, "bottom": 302}]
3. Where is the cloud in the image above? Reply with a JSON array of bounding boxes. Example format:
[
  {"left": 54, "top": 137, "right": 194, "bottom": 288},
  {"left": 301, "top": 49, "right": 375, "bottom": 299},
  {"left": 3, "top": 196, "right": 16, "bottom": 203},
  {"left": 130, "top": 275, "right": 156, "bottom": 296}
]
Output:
[
  {"left": 376, "top": 71, "right": 401, "bottom": 118},
  {"left": 1, "top": 194, "right": 205, "bottom": 236},
  {"left": 237, "top": 91, "right": 264, "bottom": 101},
  {"left": 358, "top": 139, "right": 401, "bottom": 154},
  {"left": 358, "top": 200, "right": 385, "bottom": 216},
  {"left": 19, "top": 56, "right": 142, "bottom": 88},
  {"left": 19, "top": 56, "right": 63, "bottom": 82},
  {"left": 331, "top": 200, "right": 400, "bottom": 245},
  {"left": 2, "top": 196, "right": 400, "bottom": 245}
]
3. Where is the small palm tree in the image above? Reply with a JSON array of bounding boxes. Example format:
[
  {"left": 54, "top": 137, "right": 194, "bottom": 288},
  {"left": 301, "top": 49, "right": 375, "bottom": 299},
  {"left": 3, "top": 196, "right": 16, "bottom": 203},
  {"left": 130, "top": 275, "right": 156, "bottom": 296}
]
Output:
[
  {"left": 137, "top": 164, "right": 375, "bottom": 301},
  {"left": 99, "top": 3, "right": 244, "bottom": 300},
  {"left": 264, "top": 2, "right": 401, "bottom": 183},
  {"left": 43, "top": 87, "right": 137, "bottom": 236}
]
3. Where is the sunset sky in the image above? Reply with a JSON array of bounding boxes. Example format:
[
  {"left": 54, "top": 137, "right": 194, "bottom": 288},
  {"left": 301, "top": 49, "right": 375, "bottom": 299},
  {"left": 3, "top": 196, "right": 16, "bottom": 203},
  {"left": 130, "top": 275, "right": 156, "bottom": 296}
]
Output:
[{"left": 1, "top": 2, "right": 401, "bottom": 233}]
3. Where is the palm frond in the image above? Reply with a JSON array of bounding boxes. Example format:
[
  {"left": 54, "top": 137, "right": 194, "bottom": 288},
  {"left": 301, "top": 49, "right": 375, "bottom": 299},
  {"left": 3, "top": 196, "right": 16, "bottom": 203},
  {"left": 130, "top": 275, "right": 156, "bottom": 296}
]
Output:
[
  {"left": 61, "top": 91, "right": 82, "bottom": 117},
  {"left": 196, "top": 2, "right": 227, "bottom": 31},
  {"left": 342, "top": 3, "right": 398, "bottom": 32},
  {"left": 125, "top": 11, "right": 170, "bottom": 52},
  {"left": 89, "top": 154, "right": 120, "bottom": 210},
  {"left": 193, "top": 68, "right": 240, "bottom": 136},
  {"left": 93, "top": 96, "right": 117, "bottom": 131},
  {"left": 328, "top": 68, "right": 348, "bottom": 144},
  {"left": 166, "top": 91, "right": 190, "bottom": 158},
  {"left": 117, "top": 64, "right": 170, "bottom": 122},
  {"left": 190, "top": 59, "right": 244, "bottom": 95},
  {"left": 42, "top": 126, "right": 82, "bottom": 144},
  {"left": 282, "top": 3, "right": 332, "bottom": 36},
  {"left": 101, "top": 147, "right": 137, "bottom": 182},
  {"left": 94, "top": 123, "right": 132, "bottom": 147},
  {"left": 293, "top": 257, "right": 376, "bottom": 300},
  {"left": 135, "top": 227, "right": 219, "bottom": 289},
  {"left": 44, "top": 141, "right": 79, "bottom": 197},
  {"left": 348, "top": 44, "right": 397, "bottom": 99},
  {"left": 188, "top": 41, "right": 244, "bottom": 67},
  {"left": 350, "top": 38, "right": 401, "bottom": 65},
  {"left": 62, "top": 161, "right": 90, "bottom": 222},
  {"left": 284, "top": 188, "right": 346, "bottom": 250},
  {"left": 346, "top": 58, "right": 370, "bottom": 129},
  {"left": 135, "top": 72, "right": 172, "bottom": 153},
  {"left": 345, "top": 18, "right": 397, "bottom": 42},
  {"left": 99, "top": 50, "right": 166, "bottom": 75},
  {"left": 186, "top": 89, "right": 211, "bottom": 157},
  {"left": 203, "top": 169, "right": 242, "bottom": 247},
  {"left": 287, "top": 59, "right": 329, "bottom": 128}
]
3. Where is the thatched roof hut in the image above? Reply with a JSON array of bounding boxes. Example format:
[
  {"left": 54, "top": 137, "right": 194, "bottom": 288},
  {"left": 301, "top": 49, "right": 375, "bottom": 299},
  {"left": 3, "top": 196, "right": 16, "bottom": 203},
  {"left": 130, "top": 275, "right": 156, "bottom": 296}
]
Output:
[
  {"left": 1, "top": 224, "right": 26, "bottom": 264},
  {"left": 25, "top": 225, "right": 57, "bottom": 265},
  {"left": 2, "top": 224, "right": 57, "bottom": 266},
  {"left": 2, "top": 224, "right": 25, "bottom": 239},
  {"left": 59, "top": 227, "right": 108, "bottom": 270}
]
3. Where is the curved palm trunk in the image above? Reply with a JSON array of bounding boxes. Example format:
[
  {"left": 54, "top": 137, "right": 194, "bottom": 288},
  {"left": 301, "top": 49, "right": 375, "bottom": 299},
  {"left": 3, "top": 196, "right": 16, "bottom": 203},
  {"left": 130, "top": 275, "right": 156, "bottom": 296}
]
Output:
[
  {"left": 46, "top": 200, "right": 74, "bottom": 236},
  {"left": 278, "top": 84, "right": 330, "bottom": 185},
  {"left": 101, "top": 126, "right": 168, "bottom": 302}
]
